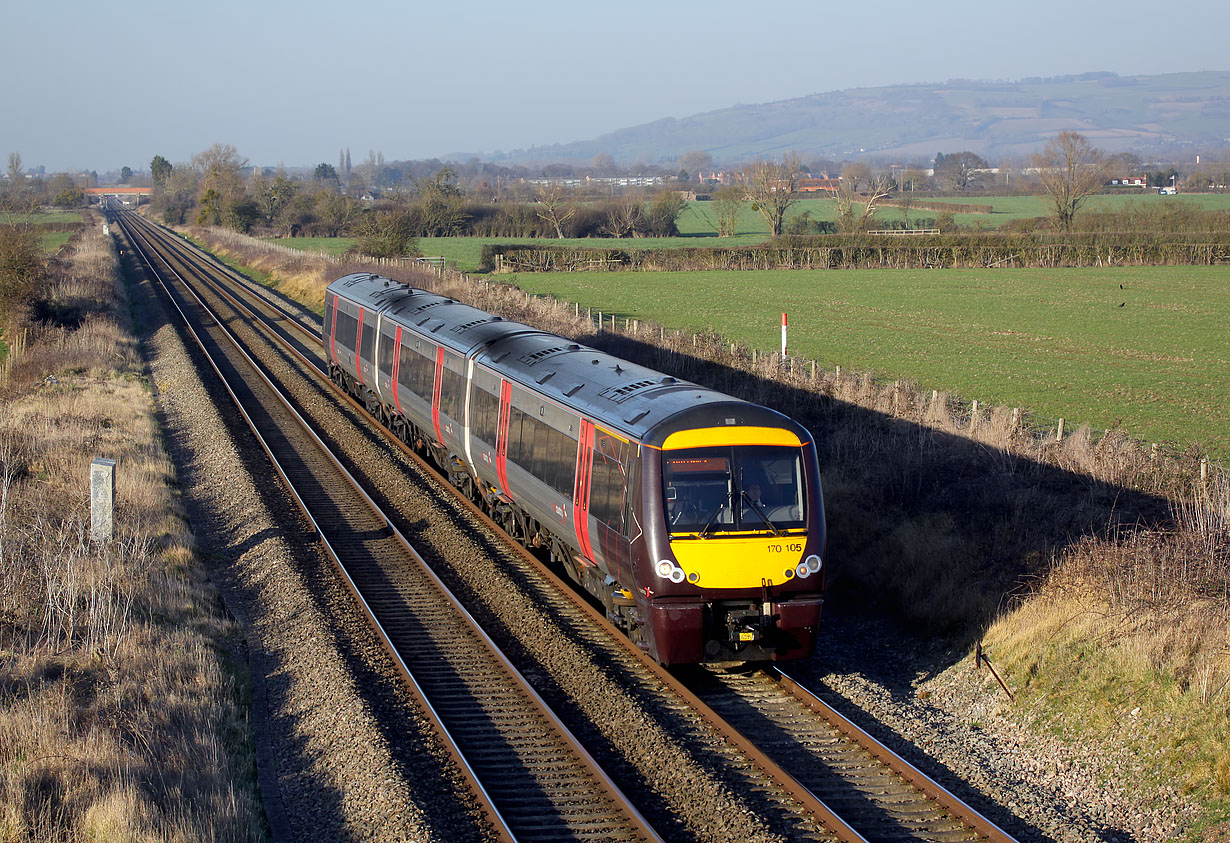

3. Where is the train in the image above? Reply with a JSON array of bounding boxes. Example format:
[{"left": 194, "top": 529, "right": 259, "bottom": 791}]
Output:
[{"left": 324, "top": 272, "right": 827, "bottom": 664}]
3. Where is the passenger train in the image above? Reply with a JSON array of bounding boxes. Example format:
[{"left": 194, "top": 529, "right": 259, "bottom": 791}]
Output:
[{"left": 324, "top": 273, "right": 827, "bottom": 664}]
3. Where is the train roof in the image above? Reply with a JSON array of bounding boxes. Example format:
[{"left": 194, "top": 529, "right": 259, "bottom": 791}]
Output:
[{"left": 329, "top": 273, "right": 813, "bottom": 449}]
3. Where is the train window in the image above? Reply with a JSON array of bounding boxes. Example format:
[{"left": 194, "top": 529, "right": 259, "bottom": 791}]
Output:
[
  {"left": 664, "top": 445, "right": 805, "bottom": 535},
  {"left": 334, "top": 309, "right": 358, "bottom": 350},
  {"left": 323, "top": 296, "right": 334, "bottom": 338},
  {"left": 376, "top": 330, "right": 394, "bottom": 377},
  {"left": 359, "top": 312, "right": 376, "bottom": 363},
  {"left": 397, "top": 344, "right": 435, "bottom": 399},
  {"left": 590, "top": 451, "right": 625, "bottom": 530},
  {"left": 470, "top": 385, "right": 499, "bottom": 444},
  {"left": 439, "top": 363, "right": 464, "bottom": 421},
  {"left": 531, "top": 416, "right": 551, "bottom": 479},
  {"left": 507, "top": 407, "right": 528, "bottom": 466}
]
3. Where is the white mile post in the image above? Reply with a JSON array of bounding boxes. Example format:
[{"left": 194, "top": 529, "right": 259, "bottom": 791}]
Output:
[
  {"left": 781, "top": 313, "right": 788, "bottom": 358},
  {"left": 91, "top": 458, "right": 117, "bottom": 544}
]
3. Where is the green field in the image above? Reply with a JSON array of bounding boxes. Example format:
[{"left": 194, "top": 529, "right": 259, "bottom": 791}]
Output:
[
  {"left": 508, "top": 265, "right": 1230, "bottom": 457},
  {"left": 0, "top": 210, "right": 84, "bottom": 225},
  {"left": 271, "top": 193, "right": 1230, "bottom": 272}
]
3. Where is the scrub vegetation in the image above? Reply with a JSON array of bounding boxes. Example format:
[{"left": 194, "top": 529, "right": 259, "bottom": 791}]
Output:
[{"left": 0, "top": 221, "right": 264, "bottom": 841}]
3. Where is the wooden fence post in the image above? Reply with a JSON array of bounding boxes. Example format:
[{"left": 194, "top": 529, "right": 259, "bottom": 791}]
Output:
[{"left": 1056, "top": 418, "right": 1066, "bottom": 442}]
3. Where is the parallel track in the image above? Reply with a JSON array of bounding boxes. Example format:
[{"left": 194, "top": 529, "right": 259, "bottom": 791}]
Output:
[
  {"left": 114, "top": 208, "right": 1023, "bottom": 842},
  {"left": 115, "top": 209, "right": 660, "bottom": 843}
]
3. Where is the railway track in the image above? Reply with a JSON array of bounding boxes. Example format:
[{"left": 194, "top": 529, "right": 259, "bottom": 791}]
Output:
[
  {"left": 113, "top": 208, "right": 1025, "bottom": 842},
  {"left": 115, "top": 210, "right": 659, "bottom": 843}
]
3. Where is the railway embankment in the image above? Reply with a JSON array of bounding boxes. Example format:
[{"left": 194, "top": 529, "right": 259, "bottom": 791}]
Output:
[
  {"left": 0, "top": 218, "right": 265, "bottom": 840},
  {"left": 187, "top": 222, "right": 1229, "bottom": 841}
]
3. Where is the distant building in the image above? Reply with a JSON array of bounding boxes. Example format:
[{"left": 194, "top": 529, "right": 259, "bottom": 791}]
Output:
[
  {"left": 1107, "top": 176, "right": 1148, "bottom": 188},
  {"left": 796, "top": 177, "right": 840, "bottom": 194}
]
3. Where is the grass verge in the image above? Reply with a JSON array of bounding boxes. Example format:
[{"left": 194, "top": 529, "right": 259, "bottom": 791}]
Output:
[{"left": 0, "top": 219, "right": 265, "bottom": 840}]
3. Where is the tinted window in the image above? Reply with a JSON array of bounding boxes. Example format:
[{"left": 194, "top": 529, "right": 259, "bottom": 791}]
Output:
[
  {"left": 334, "top": 309, "right": 358, "bottom": 350},
  {"left": 359, "top": 312, "right": 376, "bottom": 363},
  {"left": 471, "top": 384, "right": 500, "bottom": 445}
]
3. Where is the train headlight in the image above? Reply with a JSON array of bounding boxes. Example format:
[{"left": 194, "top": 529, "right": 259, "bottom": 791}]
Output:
[
  {"left": 656, "top": 560, "right": 675, "bottom": 578},
  {"left": 668, "top": 568, "right": 686, "bottom": 584},
  {"left": 805, "top": 554, "right": 822, "bottom": 573},
  {"left": 784, "top": 568, "right": 795, "bottom": 579},
  {"left": 795, "top": 562, "right": 810, "bottom": 578}
]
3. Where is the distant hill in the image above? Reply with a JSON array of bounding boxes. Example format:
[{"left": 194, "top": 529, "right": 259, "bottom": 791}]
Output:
[{"left": 482, "top": 71, "right": 1230, "bottom": 165}]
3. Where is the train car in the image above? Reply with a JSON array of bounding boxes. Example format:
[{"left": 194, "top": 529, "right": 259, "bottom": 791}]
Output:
[{"left": 324, "top": 273, "right": 826, "bottom": 664}]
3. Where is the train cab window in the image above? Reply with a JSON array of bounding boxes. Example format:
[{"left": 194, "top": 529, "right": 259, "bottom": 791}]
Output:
[
  {"left": 664, "top": 445, "right": 805, "bottom": 536},
  {"left": 590, "top": 432, "right": 627, "bottom": 531}
]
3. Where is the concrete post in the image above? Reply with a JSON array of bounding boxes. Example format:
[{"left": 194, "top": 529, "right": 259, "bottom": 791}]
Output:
[{"left": 91, "top": 458, "right": 116, "bottom": 543}]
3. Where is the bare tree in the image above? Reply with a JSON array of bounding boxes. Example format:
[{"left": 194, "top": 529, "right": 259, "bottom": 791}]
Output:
[
  {"left": 840, "top": 161, "right": 870, "bottom": 193},
  {"left": 711, "top": 184, "right": 744, "bottom": 237},
  {"left": 535, "top": 184, "right": 575, "bottom": 238},
  {"left": 601, "top": 192, "right": 644, "bottom": 238},
  {"left": 831, "top": 174, "right": 894, "bottom": 233},
  {"left": 679, "top": 150, "right": 713, "bottom": 180},
  {"left": 744, "top": 153, "right": 801, "bottom": 236},
  {"left": 935, "top": 151, "right": 989, "bottom": 191},
  {"left": 6, "top": 152, "right": 22, "bottom": 183},
  {"left": 1031, "top": 131, "right": 1110, "bottom": 231}
]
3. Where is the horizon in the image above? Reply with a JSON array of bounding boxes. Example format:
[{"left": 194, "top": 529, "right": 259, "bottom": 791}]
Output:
[{"left": 4, "top": 0, "right": 1229, "bottom": 173}]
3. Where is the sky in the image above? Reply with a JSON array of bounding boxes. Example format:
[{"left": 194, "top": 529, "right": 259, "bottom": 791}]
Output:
[{"left": 4, "top": 0, "right": 1228, "bottom": 175}]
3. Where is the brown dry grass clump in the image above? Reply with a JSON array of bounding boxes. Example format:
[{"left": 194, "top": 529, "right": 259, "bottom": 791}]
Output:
[{"left": 1, "top": 221, "right": 263, "bottom": 841}]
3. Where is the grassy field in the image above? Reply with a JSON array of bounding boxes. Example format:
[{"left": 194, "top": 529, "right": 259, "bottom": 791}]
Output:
[
  {"left": 509, "top": 265, "right": 1230, "bottom": 457},
  {"left": 0, "top": 210, "right": 84, "bottom": 225},
  {"left": 269, "top": 193, "right": 1230, "bottom": 271}
]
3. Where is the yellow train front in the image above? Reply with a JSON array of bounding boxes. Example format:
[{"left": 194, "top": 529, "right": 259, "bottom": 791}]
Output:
[{"left": 632, "top": 405, "right": 825, "bottom": 664}]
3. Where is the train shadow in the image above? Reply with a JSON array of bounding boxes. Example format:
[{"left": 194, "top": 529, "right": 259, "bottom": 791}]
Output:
[{"left": 583, "top": 327, "right": 1173, "bottom": 660}]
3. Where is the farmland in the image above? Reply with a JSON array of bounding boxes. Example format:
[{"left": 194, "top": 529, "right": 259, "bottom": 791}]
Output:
[
  {"left": 262, "top": 196, "right": 1230, "bottom": 456},
  {"left": 269, "top": 193, "right": 1230, "bottom": 272},
  {"left": 509, "top": 265, "right": 1230, "bottom": 457}
]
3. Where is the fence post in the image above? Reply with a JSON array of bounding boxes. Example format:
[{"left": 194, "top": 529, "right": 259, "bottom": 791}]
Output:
[
  {"left": 971, "top": 400, "right": 980, "bottom": 430},
  {"left": 835, "top": 366, "right": 841, "bottom": 389},
  {"left": 1056, "top": 418, "right": 1066, "bottom": 442}
]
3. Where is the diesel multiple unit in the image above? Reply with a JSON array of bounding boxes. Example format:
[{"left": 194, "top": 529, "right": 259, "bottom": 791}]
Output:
[{"left": 324, "top": 272, "right": 827, "bottom": 664}]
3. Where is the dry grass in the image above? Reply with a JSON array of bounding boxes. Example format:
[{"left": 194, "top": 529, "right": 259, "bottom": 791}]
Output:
[{"left": 0, "top": 220, "right": 263, "bottom": 841}]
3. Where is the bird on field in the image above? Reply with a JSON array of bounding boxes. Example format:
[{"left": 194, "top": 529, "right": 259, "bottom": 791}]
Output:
[{"left": 1118, "top": 302, "right": 1125, "bottom": 307}]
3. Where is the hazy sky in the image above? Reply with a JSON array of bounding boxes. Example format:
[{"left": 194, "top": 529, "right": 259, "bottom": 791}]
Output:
[{"left": 5, "top": 0, "right": 1227, "bottom": 174}]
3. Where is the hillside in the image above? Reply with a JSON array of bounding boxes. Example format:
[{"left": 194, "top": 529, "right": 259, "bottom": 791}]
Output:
[{"left": 485, "top": 71, "right": 1230, "bottom": 164}]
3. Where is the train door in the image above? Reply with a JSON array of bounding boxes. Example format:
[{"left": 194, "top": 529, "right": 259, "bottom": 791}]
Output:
[
  {"left": 572, "top": 419, "right": 596, "bottom": 562},
  {"left": 495, "top": 380, "right": 513, "bottom": 499}
]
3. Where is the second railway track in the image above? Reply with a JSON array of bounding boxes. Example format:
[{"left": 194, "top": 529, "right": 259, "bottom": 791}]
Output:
[{"left": 114, "top": 207, "right": 1026, "bottom": 842}]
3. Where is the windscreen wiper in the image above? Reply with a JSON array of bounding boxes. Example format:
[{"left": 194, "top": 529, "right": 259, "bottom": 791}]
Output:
[
  {"left": 741, "top": 491, "right": 783, "bottom": 536},
  {"left": 697, "top": 502, "right": 727, "bottom": 538}
]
